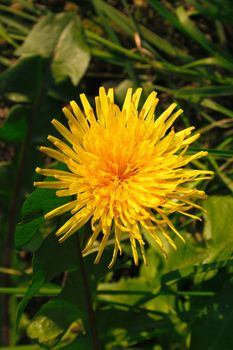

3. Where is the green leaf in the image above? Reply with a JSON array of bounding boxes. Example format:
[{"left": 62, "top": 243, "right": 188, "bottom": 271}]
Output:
[
  {"left": 148, "top": 1, "right": 233, "bottom": 71},
  {"left": 161, "top": 196, "right": 233, "bottom": 285},
  {"left": 148, "top": 0, "right": 186, "bottom": 35},
  {"left": 52, "top": 18, "right": 90, "bottom": 85},
  {"left": 189, "top": 0, "right": 233, "bottom": 23},
  {"left": 162, "top": 258, "right": 233, "bottom": 286},
  {"left": 0, "top": 56, "right": 47, "bottom": 101},
  {"left": 190, "top": 279, "right": 233, "bottom": 349},
  {"left": 201, "top": 98, "right": 233, "bottom": 118},
  {"left": 15, "top": 187, "right": 71, "bottom": 249},
  {"left": 16, "top": 233, "right": 77, "bottom": 328},
  {"left": 189, "top": 148, "right": 233, "bottom": 158},
  {"left": 30, "top": 251, "right": 110, "bottom": 348},
  {"left": 27, "top": 315, "right": 63, "bottom": 344},
  {"left": 94, "top": 0, "right": 191, "bottom": 61},
  {"left": 0, "top": 105, "right": 28, "bottom": 142},
  {"left": 0, "top": 23, "right": 18, "bottom": 48},
  {"left": 16, "top": 13, "right": 90, "bottom": 86},
  {"left": 203, "top": 196, "right": 233, "bottom": 260},
  {"left": 175, "top": 85, "right": 233, "bottom": 100},
  {"left": 16, "top": 13, "right": 75, "bottom": 58},
  {"left": 175, "top": 6, "right": 233, "bottom": 71},
  {"left": 0, "top": 346, "right": 41, "bottom": 350},
  {"left": 0, "top": 14, "right": 30, "bottom": 35},
  {"left": 98, "top": 307, "right": 178, "bottom": 348},
  {"left": 0, "top": 161, "right": 11, "bottom": 196}
]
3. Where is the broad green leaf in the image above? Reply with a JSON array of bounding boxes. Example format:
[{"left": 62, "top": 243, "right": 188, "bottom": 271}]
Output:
[
  {"left": 0, "top": 105, "right": 28, "bottom": 142},
  {"left": 33, "top": 274, "right": 91, "bottom": 348},
  {"left": 203, "top": 196, "right": 233, "bottom": 260},
  {"left": 162, "top": 258, "right": 233, "bottom": 286},
  {"left": 32, "top": 252, "right": 110, "bottom": 348},
  {"left": 16, "top": 233, "right": 77, "bottom": 327},
  {"left": 0, "top": 55, "right": 64, "bottom": 142},
  {"left": 27, "top": 315, "right": 63, "bottom": 344},
  {"left": 98, "top": 307, "right": 179, "bottom": 348},
  {"left": 0, "top": 56, "right": 47, "bottom": 101},
  {"left": 15, "top": 187, "right": 70, "bottom": 249},
  {"left": 161, "top": 196, "right": 233, "bottom": 285},
  {"left": 51, "top": 18, "right": 90, "bottom": 85},
  {"left": 59, "top": 337, "right": 92, "bottom": 350},
  {"left": 190, "top": 279, "right": 233, "bottom": 349},
  {"left": 16, "top": 13, "right": 75, "bottom": 57},
  {"left": 0, "top": 161, "right": 11, "bottom": 196},
  {"left": 15, "top": 216, "right": 44, "bottom": 252}
]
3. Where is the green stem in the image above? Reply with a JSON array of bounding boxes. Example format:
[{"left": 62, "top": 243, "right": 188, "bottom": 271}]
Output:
[
  {"left": 0, "top": 286, "right": 215, "bottom": 297},
  {"left": 75, "top": 235, "right": 100, "bottom": 350}
]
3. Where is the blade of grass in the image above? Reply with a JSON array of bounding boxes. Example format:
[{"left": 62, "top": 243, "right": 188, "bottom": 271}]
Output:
[
  {"left": 176, "top": 6, "right": 233, "bottom": 71},
  {"left": 189, "top": 148, "right": 233, "bottom": 158},
  {"left": 197, "top": 118, "right": 232, "bottom": 135},
  {"left": 0, "top": 287, "right": 60, "bottom": 296},
  {"left": 148, "top": 1, "right": 233, "bottom": 71},
  {"left": 174, "top": 85, "right": 233, "bottom": 100},
  {"left": 0, "top": 4, "right": 37, "bottom": 22},
  {"left": 0, "top": 15, "right": 30, "bottom": 35},
  {"left": 94, "top": 0, "right": 191, "bottom": 61},
  {"left": 181, "top": 57, "right": 229, "bottom": 69},
  {"left": 208, "top": 156, "right": 233, "bottom": 192},
  {"left": 92, "top": 0, "right": 140, "bottom": 86},
  {"left": 86, "top": 30, "right": 147, "bottom": 62},
  {"left": 0, "top": 56, "right": 13, "bottom": 67},
  {"left": 0, "top": 346, "right": 41, "bottom": 350},
  {"left": 0, "top": 24, "right": 18, "bottom": 48},
  {"left": 201, "top": 98, "right": 233, "bottom": 118},
  {"left": 148, "top": 0, "right": 186, "bottom": 34}
]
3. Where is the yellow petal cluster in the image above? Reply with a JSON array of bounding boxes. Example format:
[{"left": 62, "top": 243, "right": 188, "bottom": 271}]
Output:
[{"left": 34, "top": 87, "right": 212, "bottom": 267}]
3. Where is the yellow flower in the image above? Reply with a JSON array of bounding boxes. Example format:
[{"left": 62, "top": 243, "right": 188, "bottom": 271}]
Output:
[{"left": 34, "top": 87, "right": 212, "bottom": 267}]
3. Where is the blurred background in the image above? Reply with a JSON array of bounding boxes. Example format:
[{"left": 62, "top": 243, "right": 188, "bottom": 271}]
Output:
[{"left": 0, "top": 1, "right": 233, "bottom": 349}]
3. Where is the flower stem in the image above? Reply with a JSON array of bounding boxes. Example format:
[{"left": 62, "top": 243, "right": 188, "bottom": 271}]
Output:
[{"left": 75, "top": 235, "right": 100, "bottom": 350}]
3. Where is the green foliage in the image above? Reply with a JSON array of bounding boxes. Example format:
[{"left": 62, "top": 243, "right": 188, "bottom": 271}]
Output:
[
  {"left": 27, "top": 315, "right": 63, "bottom": 345},
  {"left": 16, "top": 13, "right": 75, "bottom": 58},
  {"left": 0, "top": 0, "right": 233, "bottom": 349},
  {"left": 17, "top": 13, "right": 90, "bottom": 85},
  {"left": 203, "top": 196, "right": 233, "bottom": 260},
  {"left": 0, "top": 105, "right": 28, "bottom": 142},
  {"left": 15, "top": 186, "right": 71, "bottom": 249},
  {"left": 51, "top": 18, "right": 90, "bottom": 85}
]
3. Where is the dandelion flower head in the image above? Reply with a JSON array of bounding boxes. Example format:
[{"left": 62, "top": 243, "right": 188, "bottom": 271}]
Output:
[{"left": 34, "top": 87, "right": 212, "bottom": 267}]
